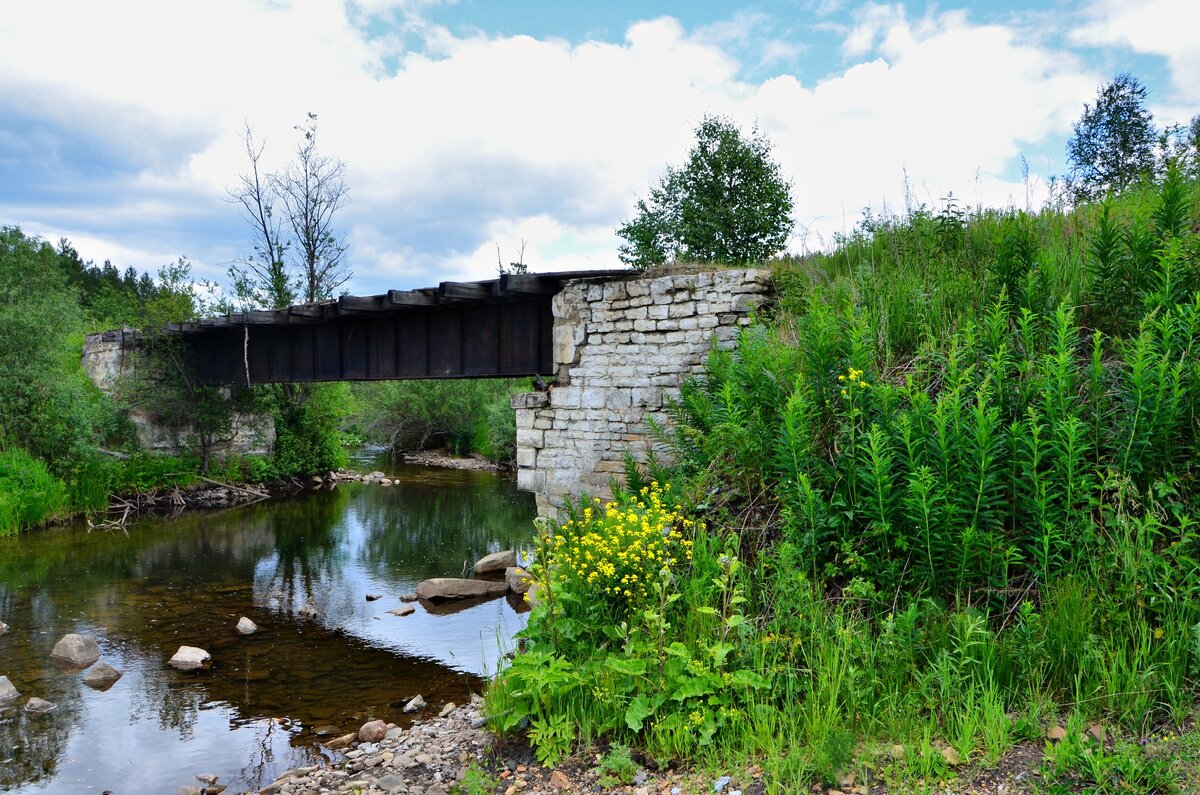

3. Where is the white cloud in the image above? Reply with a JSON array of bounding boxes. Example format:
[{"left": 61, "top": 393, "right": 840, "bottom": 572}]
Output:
[
  {"left": 1072, "top": 0, "right": 1200, "bottom": 112},
  {"left": 0, "top": 1, "right": 1108, "bottom": 293}
]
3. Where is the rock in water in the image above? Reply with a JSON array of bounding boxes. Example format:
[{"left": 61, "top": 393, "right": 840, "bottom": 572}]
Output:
[
  {"left": 403, "top": 694, "right": 426, "bottom": 712},
  {"left": 0, "top": 620, "right": 8, "bottom": 636},
  {"left": 399, "top": 593, "right": 419, "bottom": 602},
  {"left": 505, "top": 566, "right": 533, "bottom": 594},
  {"left": 473, "top": 550, "right": 518, "bottom": 576},
  {"left": 0, "top": 675, "right": 19, "bottom": 702},
  {"left": 168, "top": 646, "right": 211, "bottom": 671},
  {"left": 235, "top": 617, "right": 258, "bottom": 635},
  {"left": 24, "top": 697, "right": 56, "bottom": 713},
  {"left": 51, "top": 633, "right": 101, "bottom": 668},
  {"left": 298, "top": 602, "right": 319, "bottom": 619},
  {"left": 81, "top": 663, "right": 123, "bottom": 690},
  {"left": 415, "top": 578, "right": 509, "bottom": 603},
  {"left": 388, "top": 605, "right": 415, "bottom": 617},
  {"left": 358, "top": 719, "right": 387, "bottom": 742},
  {"left": 365, "top": 593, "right": 383, "bottom": 602}
]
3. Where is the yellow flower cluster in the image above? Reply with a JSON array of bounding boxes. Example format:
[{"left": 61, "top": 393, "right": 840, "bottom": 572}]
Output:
[
  {"left": 549, "top": 483, "right": 696, "bottom": 602},
  {"left": 837, "top": 366, "right": 869, "bottom": 398}
]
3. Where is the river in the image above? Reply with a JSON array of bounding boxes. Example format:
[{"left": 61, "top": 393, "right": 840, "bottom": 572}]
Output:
[{"left": 0, "top": 462, "right": 535, "bottom": 794}]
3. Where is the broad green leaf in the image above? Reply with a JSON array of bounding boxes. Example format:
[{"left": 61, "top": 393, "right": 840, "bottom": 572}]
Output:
[
  {"left": 605, "top": 656, "right": 647, "bottom": 676},
  {"left": 625, "top": 695, "right": 653, "bottom": 732}
]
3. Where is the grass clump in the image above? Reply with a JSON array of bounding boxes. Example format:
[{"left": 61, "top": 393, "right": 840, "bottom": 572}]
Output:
[
  {"left": 490, "top": 172, "right": 1200, "bottom": 792},
  {"left": 0, "top": 448, "right": 69, "bottom": 536}
]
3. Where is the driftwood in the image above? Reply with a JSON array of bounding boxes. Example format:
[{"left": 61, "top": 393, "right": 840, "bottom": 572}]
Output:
[{"left": 196, "top": 476, "right": 270, "bottom": 499}]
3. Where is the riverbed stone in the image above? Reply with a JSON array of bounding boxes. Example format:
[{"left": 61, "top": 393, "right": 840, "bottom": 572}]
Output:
[
  {"left": 415, "top": 578, "right": 508, "bottom": 602},
  {"left": 400, "top": 592, "right": 419, "bottom": 602},
  {"left": 389, "top": 604, "right": 416, "bottom": 616},
  {"left": 25, "top": 697, "right": 56, "bottom": 713},
  {"left": 0, "top": 675, "right": 18, "bottom": 702},
  {"left": 298, "top": 602, "right": 319, "bottom": 619},
  {"left": 50, "top": 633, "right": 101, "bottom": 667},
  {"left": 366, "top": 593, "right": 383, "bottom": 601},
  {"left": 505, "top": 566, "right": 532, "bottom": 594},
  {"left": 81, "top": 662, "right": 123, "bottom": 690},
  {"left": 359, "top": 719, "right": 388, "bottom": 742},
  {"left": 0, "top": 620, "right": 7, "bottom": 636},
  {"left": 168, "top": 646, "right": 211, "bottom": 671},
  {"left": 404, "top": 694, "right": 426, "bottom": 712},
  {"left": 473, "top": 550, "right": 517, "bottom": 575},
  {"left": 235, "top": 617, "right": 258, "bottom": 634}
]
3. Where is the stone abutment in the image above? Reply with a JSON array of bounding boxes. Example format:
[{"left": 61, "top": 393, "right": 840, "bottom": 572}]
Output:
[{"left": 511, "top": 268, "right": 772, "bottom": 516}]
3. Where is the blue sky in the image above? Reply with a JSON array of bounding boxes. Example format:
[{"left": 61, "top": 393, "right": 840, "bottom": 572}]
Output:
[{"left": 1, "top": 0, "right": 1196, "bottom": 296}]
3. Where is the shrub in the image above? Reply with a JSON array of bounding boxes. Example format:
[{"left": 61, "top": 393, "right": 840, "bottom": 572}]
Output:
[{"left": 0, "top": 448, "right": 68, "bottom": 535}]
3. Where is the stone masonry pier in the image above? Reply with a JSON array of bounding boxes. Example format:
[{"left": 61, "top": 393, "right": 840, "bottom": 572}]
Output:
[{"left": 511, "top": 268, "right": 772, "bottom": 516}]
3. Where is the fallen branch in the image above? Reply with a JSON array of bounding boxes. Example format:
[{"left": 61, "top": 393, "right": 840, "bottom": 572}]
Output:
[{"left": 197, "top": 476, "right": 270, "bottom": 499}]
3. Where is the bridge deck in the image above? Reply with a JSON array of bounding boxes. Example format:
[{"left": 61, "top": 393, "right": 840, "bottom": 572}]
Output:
[{"left": 178, "top": 271, "right": 624, "bottom": 385}]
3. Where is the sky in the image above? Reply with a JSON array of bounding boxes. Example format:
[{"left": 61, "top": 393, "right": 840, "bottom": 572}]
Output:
[{"left": 1, "top": 0, "right": 1197, "bottom": 296}]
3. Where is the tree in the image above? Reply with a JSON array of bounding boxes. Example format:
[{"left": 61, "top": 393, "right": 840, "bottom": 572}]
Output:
[
  {"left": 617, "top": 115, "right": 794, "bottom": 268},
  {"left": 227, "top": 124, "right": 294, "bottom": 310},
  {"left": 276, "top": 113, "right": 350, "bottom": 303},
  {"left": 228, "top": 113, "right": 349, "bottom": 308},
  {"left": 1066, "top": 73, "right": 1156, "bottom": 203}
]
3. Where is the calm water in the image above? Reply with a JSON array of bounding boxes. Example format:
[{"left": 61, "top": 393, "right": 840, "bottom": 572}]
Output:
[{"left": 0, "top": 463, "right": 535, "bottom": 794}]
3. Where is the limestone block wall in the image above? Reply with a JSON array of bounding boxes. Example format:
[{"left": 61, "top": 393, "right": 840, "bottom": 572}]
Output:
[
  {"left": 82, "top": 330, "right": 274, "bottom": 455},
  {"left": 512, "top": 268, "right": 772, "bottom": 516}
]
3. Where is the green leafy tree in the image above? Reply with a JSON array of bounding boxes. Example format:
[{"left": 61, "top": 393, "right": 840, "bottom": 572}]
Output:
[
  {"left": 617, "top": 115, "right": 794, "bottom": 268},
  {"left": 1066, "top": 73, "right": 1157, "bottom": 202}
]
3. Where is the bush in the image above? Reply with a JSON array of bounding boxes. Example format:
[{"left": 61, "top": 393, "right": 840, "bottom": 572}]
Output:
[{"left": 0, "top": 448, "right": 68, "bottom": 535}]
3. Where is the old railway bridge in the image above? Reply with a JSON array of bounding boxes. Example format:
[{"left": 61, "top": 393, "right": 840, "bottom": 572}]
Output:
[{"left": 84, "top": 268, "right": 773, "bottom": 514}]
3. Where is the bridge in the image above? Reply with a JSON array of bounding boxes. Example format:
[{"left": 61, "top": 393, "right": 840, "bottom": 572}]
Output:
[
  {"left": 172, "top": 271, "right": 622, "bottom": 386},
  {"left": 84, "top": 268, "right": 773, "bottom": 515}
]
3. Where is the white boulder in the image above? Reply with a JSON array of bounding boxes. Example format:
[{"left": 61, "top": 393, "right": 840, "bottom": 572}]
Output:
[{"left": 169, "top": 646, "right": 211, "bottom": 671}]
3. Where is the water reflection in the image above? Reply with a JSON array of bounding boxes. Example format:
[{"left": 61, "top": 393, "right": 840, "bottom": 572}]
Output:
[{"left": 0, "top": 463, "right": 535, "bottom": 794}]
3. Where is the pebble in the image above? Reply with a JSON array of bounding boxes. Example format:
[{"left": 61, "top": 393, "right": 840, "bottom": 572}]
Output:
[
  {"left": 714, "top": 775, "right": 732, "bottom": 792},
  {"left": 236, "top": 617, "right": 258, "bottom": 635},
  {"left": 404, "top": 694, "right": 427, "bottom": 712}
]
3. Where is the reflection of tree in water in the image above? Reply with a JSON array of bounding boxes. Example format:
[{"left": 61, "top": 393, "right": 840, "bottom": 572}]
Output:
[
  {"left": 0, "top": 703, "right": 74, "bottom": 789},
  {"left": 255, "top": 489, "right": 350, "bottom": 607},
  {"left": 353, "top": 474, "right": 536, "bottom": 578}
]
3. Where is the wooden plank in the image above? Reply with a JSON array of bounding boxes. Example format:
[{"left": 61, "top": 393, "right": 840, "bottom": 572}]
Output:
[
  {"left": 389, "top": 289, "right": 438, "bottom": 307},
  {"left": 397, "top": 313, "right": 429, "bottom": 377},
  {"left": 291, "top": 325, "right": 315, "bottom": 381},
  {"left": 440, "top": 281, "right": 496, "bottom": 302},
  {"left": 315, "top": 323, "right": 342, "bottom": 380},
  {"left": 499, "top": 274, "right": 557, "bottom": 295},
  {"left": 462, "top": 304, "right": 499, "bottom": 375},
  {"left": 427, "top": 310, "right": 462, "bottom": 376},
  {"left": 339, "top": 295, "right": 390, "bottom": 312},
  {"left": 342, "top": 319, "right": 368, "bottom": 379},
  {"left": 367, "top": 317, "right": 397, "bottom": 379}
]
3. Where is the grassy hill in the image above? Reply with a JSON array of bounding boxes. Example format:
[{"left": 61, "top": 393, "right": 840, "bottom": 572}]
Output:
[{"left": 490, "top": 168, "right": 1200, "bottom": 793}]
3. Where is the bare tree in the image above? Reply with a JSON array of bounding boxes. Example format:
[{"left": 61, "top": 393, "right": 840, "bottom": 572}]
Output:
[
  {"left": 273, "top": 113, "right": 350, "bottom": 303},
  {"left": 226, "top": 124, "right": 295, "bottom": 310}
]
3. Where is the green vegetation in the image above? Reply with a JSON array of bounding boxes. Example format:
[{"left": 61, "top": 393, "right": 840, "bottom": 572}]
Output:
[
  {"left": 492, "top": 160, "right": 1200, "bottom": 789},
  {"left": 617, "top": 114, "right": 794, "bottom": 269},
  {"left": 349, "top": 379, "right": 526, "bottom": 463},
  {"left": 0, "top": 226, "right": 349, "bottom": 537}
]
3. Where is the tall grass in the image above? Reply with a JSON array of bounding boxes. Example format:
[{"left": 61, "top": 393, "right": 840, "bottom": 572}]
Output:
[
  {"left": 492, "top": 173, "right": 1200, "bottom": 792},
  {"left": 0, "top": 448, "right": 68, "bottom": 536}
]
